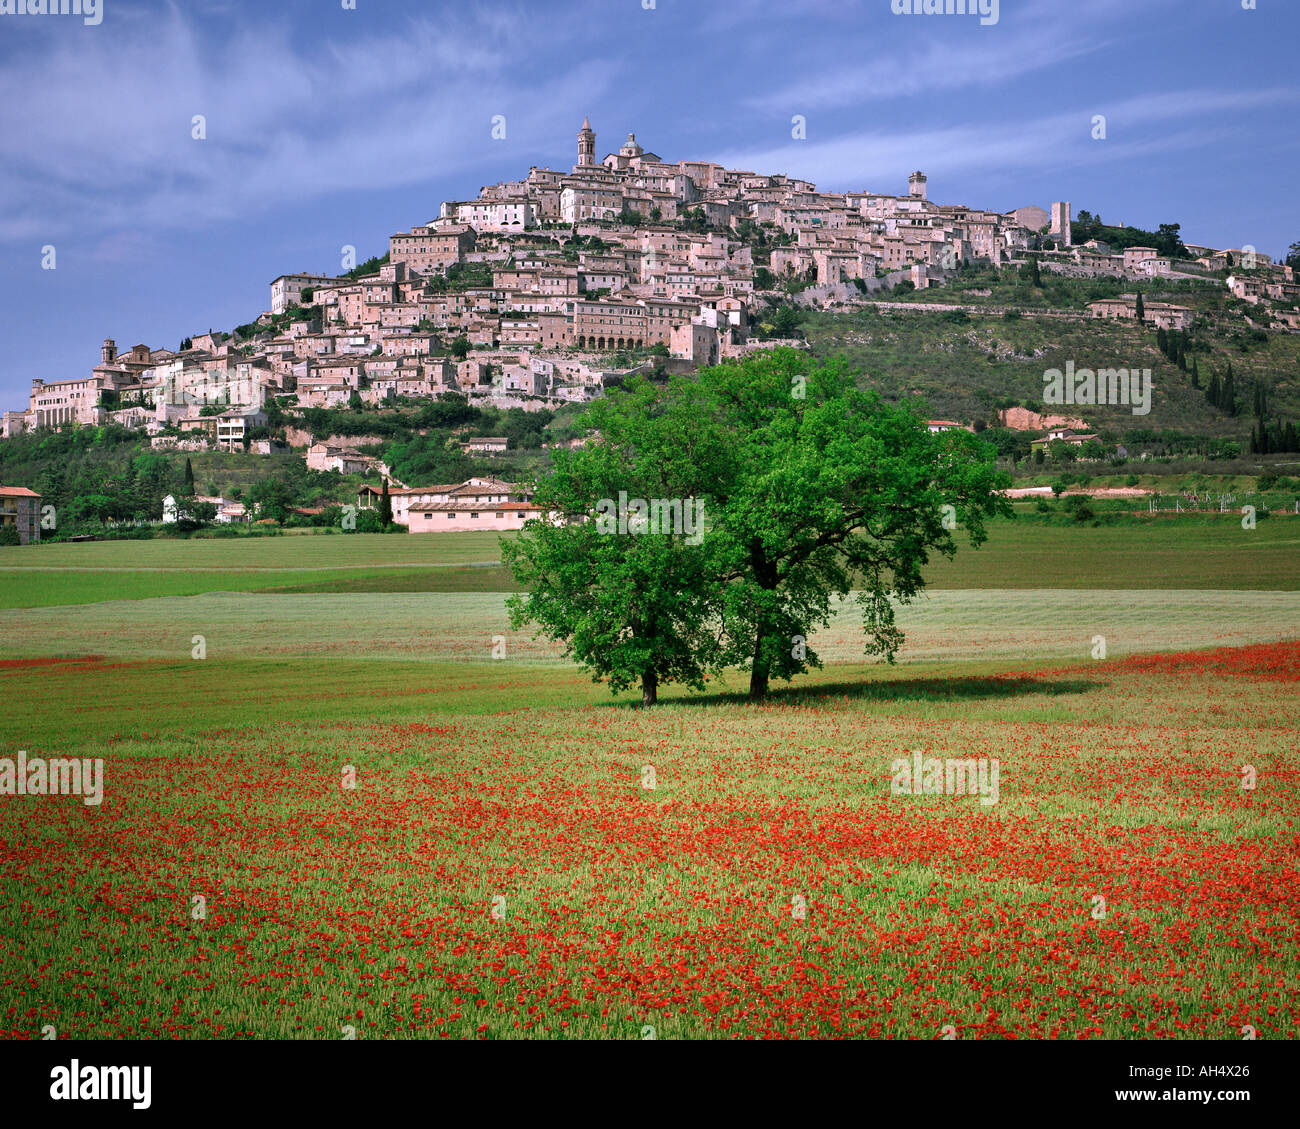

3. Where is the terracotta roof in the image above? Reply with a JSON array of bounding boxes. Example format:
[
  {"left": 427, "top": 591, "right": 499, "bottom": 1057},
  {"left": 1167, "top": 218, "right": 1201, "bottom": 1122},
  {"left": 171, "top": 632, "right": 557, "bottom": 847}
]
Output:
[
  {"left": 0, "top": 486, "right": 39, "bottom": 498},
  {"left": 450, "top": 485, "right": 520, "bottom": 497},
  {"left": 408, "top": 501, "right": 541, "bottom": 513},
  {"left": 388, "top": 484, "right": 461, "bottom": 497}
]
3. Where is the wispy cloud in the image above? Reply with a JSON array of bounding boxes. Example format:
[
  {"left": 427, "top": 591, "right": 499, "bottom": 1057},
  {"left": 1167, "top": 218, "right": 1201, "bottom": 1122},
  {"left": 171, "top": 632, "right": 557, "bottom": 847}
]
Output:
[
  {"left": 746, "top": 26, "right": 1105, "bottom": 113},
  {"left": 742, "top": 0, "right": 1193, "bottom": 113},
  {"left": 717, "top": 88, "right": 1300, "bottom": 194},
  {"left": 0, "top": 5, "right": 612, "bottom": 242}
]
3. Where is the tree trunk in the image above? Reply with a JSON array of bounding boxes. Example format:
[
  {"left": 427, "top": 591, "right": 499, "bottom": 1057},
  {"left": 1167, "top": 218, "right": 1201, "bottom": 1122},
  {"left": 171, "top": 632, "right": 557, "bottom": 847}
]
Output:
[
  {"left": 749, "top": 547, "right": 778, "bottom": 702},
  {"left": 641, "top": 669, "right": 658, "bottom": 707},
  {"left": 749, "top": 633, "right": 770, "bottom": 701}
]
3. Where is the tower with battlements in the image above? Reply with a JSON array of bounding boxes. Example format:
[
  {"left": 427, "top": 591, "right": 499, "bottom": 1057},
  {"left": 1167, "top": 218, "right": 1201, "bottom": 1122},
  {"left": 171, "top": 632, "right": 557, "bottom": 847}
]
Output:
[{"left": 1051, "top": 201, "right": 1072, "bottom": 247}]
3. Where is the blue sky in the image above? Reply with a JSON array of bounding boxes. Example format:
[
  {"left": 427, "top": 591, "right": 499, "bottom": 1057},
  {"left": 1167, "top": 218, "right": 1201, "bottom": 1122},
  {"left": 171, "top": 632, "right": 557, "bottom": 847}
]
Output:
[{"left": 1, "top": 0, "right": 1297, "bottom": 408}]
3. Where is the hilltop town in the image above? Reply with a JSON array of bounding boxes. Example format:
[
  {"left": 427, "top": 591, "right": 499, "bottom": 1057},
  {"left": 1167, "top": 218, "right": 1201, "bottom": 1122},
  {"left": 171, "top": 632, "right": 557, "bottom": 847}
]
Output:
[{"left": 7, "top": 116, "right": 1296, "bottom": 454}]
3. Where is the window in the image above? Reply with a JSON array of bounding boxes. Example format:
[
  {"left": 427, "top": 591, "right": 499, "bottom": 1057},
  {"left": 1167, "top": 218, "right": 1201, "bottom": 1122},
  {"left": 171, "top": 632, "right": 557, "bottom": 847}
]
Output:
[
  {"left": 470, "top": 512, "right": 479, "bottom": 519},
  {"left": 496, "top": 512, "right": 504, "bottom": 519}
]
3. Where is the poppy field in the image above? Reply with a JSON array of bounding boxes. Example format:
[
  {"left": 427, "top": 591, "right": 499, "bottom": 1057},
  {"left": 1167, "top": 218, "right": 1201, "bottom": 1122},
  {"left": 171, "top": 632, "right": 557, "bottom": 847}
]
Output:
[{"left": 1, "top": 622, "right": 1297, "bottom": 1040}]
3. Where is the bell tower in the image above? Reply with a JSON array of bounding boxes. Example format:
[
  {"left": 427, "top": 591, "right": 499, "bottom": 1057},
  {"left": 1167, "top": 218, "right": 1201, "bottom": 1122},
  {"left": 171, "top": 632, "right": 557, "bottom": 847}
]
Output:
[{"left": 577, "top": 116, "right": 595, "bottom": 167}]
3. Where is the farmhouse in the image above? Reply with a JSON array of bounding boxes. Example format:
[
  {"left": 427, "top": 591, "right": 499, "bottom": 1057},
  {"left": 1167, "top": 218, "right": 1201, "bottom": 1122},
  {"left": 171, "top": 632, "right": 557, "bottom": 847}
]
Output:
[
  {"left": 358, "top": 476, "right": 540, "bottom": 532},
  {"left": 1031, "top": 428, "right": 1102, "bottom": 450},
  {"left": 307, "top": 443, "right": 375, "bottom": 474},
  {"left": 458, "top": 436, "right": 509, "bottom": 455},
  {"left": 0, "top": 485, "right": 41, "bottom": 544}
]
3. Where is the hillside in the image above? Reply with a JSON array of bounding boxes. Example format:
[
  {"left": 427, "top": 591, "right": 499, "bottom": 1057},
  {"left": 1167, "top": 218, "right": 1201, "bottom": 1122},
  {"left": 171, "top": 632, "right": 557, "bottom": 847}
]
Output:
[{"left": 797, "top": 271, "right": 1300, "bottom": 443}]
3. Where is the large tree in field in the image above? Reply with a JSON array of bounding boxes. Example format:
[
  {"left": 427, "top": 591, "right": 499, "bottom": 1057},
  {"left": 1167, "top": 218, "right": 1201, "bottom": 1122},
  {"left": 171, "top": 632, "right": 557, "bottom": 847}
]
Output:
[
  {"left": 502, "top": 377, "right": 729, "bottom": 706},
  {"left": 503, "top": 349, "right": 1009, "bottom": 704},
  {"left": 699, "top": 350, "right": 1010, "bottom": 699}
]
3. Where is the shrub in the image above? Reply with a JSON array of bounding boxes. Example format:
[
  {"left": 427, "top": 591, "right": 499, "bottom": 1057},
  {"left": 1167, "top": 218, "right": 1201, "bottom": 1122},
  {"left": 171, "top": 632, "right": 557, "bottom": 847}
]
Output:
[{"left": 0, "top": 524, "right": 21, "bottom": 546}]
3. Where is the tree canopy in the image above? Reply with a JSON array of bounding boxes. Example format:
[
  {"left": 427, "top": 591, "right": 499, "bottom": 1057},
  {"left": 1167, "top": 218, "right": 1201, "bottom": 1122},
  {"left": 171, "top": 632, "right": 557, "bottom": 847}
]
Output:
[{"left": 503, "top": 349, "right": 1010, "bottom": 704}]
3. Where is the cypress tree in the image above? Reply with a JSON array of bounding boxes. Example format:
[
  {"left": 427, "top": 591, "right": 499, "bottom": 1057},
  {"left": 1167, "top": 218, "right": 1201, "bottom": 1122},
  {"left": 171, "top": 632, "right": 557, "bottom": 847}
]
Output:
[
  {"left": 1208, "top": 372, "right": 1221, "bottom": 409},
  {"left": 379, "top": 477, "right": 393, "bottom": 528},
  {"left": 183, "top": 457, "right": 195, "bottom": 496},
  {"left": 1190, "top": 357, "right": 1200, "bottom": 389},
  {"left": 1156, "top": 326, "right": 1168, "bottom": 355},
  {"left": 1135, "top": 291, "right": 1145, "bottom": 321}
]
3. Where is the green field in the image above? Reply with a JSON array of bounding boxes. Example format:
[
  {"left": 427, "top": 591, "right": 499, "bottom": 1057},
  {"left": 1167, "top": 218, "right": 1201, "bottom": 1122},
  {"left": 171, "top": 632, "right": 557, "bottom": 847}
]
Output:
[
  {"left": 2, "top": 519, "right": 1297, "bottom": 1041},
  {"left": 2, "top": 638, "right": 1296, "bottom": 1039},
  {"left": 1, "top": 589, "right": 1297, "bottom": 667},
  {"left": 2, "top": 519, "right": 1298, "bottom": 609}
]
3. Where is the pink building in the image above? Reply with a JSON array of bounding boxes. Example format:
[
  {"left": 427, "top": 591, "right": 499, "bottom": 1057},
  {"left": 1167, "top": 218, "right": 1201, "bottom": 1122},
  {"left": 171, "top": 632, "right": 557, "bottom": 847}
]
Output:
[
  {"left": 0, "top": 486, "right": 41, "bottom": 544},
  {"left": 359, "top": 477, "right": 539, "bottom": 532}
]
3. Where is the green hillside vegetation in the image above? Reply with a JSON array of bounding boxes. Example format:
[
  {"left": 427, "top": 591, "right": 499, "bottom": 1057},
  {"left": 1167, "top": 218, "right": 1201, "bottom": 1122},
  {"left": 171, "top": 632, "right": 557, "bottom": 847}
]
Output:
[
  {"left": 798, "top": 291, "right": 1300, "bottom": 447},
  {"left": 0, "top": 393, "right": 591, "bottom": 538}
]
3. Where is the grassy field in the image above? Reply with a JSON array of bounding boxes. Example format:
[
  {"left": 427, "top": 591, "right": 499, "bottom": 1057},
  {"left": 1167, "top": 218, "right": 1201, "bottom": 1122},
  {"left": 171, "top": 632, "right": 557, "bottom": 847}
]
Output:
[
  {"left": 1, "top": 520, "right": 1297, "bottom": 1041},
  {"left": 0, "top": 640, "right": 1296, "bottom": 1040},
  {"left": 2, "top": 518, "right": 1298, "bottom": 608},
  {"left": 1, "top": 589, "right": 1297, "bottom": 665}
]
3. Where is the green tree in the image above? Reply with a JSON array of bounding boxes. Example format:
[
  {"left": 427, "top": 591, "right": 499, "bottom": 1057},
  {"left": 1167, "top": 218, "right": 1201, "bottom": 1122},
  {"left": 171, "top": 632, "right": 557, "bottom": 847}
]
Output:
[
  {"left": 1135, "top": 291, "right": 1145, "bottom": 322},
  {"left": 505, "top": 350, "right": 1009, "bottom": 703},
  {"left": 502, "top": 377, "right": 729, "bottom": 706},
  {"left": 182, "top": 457, "right": 196, "bottom": 496},
  {"left": 701, "top": 352, "right": 1009, "bottom": 699},
  {"left": 450, "top": 335, "right": 472, "bottom": 360},
  {"left": 379, "top": 477, "right": 393, "bottom": 527},
  {"left": 247, "top": 477, "right": 295, "bottom": 525},
  {"left": 1154, "top": 223, "right": 1186, "bottom": 259}
]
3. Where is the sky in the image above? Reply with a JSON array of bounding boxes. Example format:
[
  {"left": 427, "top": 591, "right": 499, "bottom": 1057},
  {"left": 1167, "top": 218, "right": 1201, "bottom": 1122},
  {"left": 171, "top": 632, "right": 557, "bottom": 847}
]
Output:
[{"left": 0, "top": 0, "right": 1297, "bottom": 408}]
